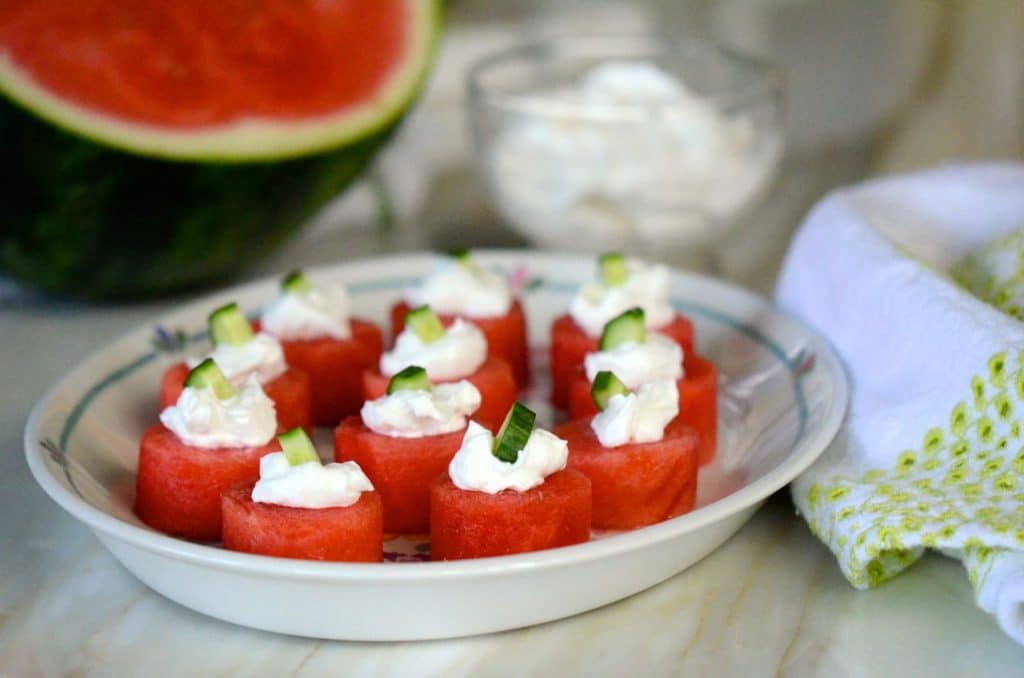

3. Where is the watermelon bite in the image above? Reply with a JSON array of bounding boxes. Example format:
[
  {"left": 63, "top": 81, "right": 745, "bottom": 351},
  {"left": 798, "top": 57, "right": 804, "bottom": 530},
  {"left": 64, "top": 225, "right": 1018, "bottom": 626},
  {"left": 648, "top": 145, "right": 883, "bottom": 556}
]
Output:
[
  {"left": 429, "top": 470, "right": 592, "bottom": 560},
  {"left": 567, "top": 354, "right": 718, "bottom": 465},
  {"left": 549, "top": 313, "right": 694, "bottom": 410},
  {"left": 134, "top": 423, "right": 277, "bottom": 541},
  {"left": 363, "top": 358, "right": 517, "bottom": 432},
  {"left": 391, "top": 300, "right": 532, "bottom": 388},
  {"left": 0, "top": 1, "right": 442, "bottom": 297},
  {"left": 334, "top": 416, "right": 464, "bottom": 534},
  {"left": 221, "top": 483, "right": 383, "bottom": 562},
  {"left": 554, "top": 418, "right": 699, "bottom": 530},
  {"left": 159, "top": 362, "right": 313, "bottom": 434},
  {"left": 260, "top": 319, "right": 384, "bottom": 427}
]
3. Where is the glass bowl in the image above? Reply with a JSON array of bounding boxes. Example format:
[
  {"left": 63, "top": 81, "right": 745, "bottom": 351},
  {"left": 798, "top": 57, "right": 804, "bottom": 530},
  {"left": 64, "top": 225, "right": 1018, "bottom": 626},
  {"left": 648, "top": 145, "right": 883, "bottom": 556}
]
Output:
[{"left": 467, "top": 34, "right": 784, "bottom": 266}]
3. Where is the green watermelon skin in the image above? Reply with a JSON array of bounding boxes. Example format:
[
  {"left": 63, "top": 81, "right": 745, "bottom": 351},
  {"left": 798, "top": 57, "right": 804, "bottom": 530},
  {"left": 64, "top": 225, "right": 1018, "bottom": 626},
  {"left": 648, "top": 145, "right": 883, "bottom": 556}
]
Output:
[{"left": 0, "top": 102, "right": 398, "bottom": 299}]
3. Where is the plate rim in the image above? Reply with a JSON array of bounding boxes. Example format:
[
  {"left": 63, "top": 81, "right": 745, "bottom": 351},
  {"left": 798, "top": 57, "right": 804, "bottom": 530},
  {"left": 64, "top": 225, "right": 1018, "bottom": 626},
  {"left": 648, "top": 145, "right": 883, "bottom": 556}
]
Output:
[{"left": 24, "top": 249, "right": 848, "bottom": 582}]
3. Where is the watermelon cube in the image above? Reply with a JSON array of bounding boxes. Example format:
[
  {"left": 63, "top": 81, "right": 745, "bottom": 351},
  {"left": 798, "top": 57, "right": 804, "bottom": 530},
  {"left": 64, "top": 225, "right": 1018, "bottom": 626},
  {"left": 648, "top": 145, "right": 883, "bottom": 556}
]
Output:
[
  {"left": 221, "top": 482, "right": 383, "bottom": 562},
  {"left": 429, "top": 469, "right": 592, "bottom": 560}
]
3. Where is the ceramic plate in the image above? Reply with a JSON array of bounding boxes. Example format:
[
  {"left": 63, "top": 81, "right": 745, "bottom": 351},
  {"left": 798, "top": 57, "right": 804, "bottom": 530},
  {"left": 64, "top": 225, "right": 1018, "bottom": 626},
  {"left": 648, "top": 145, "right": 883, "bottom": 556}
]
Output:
[{"left": 25, "top": 250, "right": 847, "bottom": 641}]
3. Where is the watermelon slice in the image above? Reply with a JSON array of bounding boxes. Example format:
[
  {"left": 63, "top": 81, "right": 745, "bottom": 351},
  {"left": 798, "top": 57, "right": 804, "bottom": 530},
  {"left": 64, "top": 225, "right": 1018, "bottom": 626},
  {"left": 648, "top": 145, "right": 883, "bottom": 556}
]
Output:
[
  {"left": 334, "top": 416, "right": 464, "bottom": 534},
  {"left": 429, "top": 470, "right": 592, "bottom": 560},
  {"left": 567, "top": 353, "right": 719, "bottom": 465},
  {"left": 549, "top": 313, "right": 695, "bottom": 410},
  {"left": 554, "top": 418, "right": 699, "bottom": 530},
  {"left": 0, "top": 1, "right": 441, "bottom": 297},
  {"left": 159, "top": 362, "right": 313, "bottom": 434},
  {"left": 221, "top": 482, "right": 383, "bottom": 562}
]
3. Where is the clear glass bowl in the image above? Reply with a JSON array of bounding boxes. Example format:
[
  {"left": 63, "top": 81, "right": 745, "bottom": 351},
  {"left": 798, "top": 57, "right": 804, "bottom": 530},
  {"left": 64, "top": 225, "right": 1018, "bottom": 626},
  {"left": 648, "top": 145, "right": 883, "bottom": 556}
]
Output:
[{"left": 467, "top": 34, "right": 784, "bottom": 267}]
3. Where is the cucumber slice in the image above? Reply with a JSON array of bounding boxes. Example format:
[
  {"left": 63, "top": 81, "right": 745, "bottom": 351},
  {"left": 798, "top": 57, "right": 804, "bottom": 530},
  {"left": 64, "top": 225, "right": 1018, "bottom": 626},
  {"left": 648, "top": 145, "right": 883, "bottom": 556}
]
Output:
[
  {"left": 278, "top": 427, "right": 320, "bottom": 466},
  {"left": 591, "top": 371, "right": 630, "bottom": 411},
  {"left": 492, "top": 402, "right": 536, "bottom": 463},
  {"left": 281, "top": 269, "right": 312, "bottom": 294},
  {"left": 387, "top": 365, "right": 431, "bottom": 394},
  {"left": 448, "top": 247, "right": 471, "bottom": 263},
  {"left": 208, "top": 302, "right": 254, "bottom": 347},
  {"left": 405, "top": 305, "right": 445, "bottom": 344},
  {"left": 599, "top": 307, "right": 646, "bottom": 350},
  {"left": 599, "top": 252, "right": 628, "bottom": 286},
  {"left": 184, "top": 358, "right": 237, "bottom": 399}
]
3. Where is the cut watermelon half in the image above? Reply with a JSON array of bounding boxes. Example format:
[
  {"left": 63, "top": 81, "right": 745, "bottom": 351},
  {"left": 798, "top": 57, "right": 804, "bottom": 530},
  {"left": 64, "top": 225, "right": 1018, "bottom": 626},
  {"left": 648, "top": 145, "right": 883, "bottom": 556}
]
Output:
[{"left": 0, "top": 0, "right": 442, "bottom": 161}]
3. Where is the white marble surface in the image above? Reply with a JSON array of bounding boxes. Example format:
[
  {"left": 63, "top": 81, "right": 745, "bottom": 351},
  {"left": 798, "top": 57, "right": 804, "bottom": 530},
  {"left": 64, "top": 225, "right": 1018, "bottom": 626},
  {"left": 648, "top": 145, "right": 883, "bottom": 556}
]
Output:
[{"left": 2, "top": 301, "right": 1024, "bottom": 677}]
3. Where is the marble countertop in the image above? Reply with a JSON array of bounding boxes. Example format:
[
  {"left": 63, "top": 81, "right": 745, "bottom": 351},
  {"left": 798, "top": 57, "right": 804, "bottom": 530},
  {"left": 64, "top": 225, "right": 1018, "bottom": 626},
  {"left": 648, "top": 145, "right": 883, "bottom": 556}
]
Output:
[{"left": 3, "top": 290, "right": 1024, "bottom": 677}]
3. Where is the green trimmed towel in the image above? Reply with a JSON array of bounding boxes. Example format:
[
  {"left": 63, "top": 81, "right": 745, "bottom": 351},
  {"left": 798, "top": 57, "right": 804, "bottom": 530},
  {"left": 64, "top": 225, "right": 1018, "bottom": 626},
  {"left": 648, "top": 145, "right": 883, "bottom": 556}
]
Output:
[{"left": 776, "top": 164, "right": 1024, "bottom": 645}]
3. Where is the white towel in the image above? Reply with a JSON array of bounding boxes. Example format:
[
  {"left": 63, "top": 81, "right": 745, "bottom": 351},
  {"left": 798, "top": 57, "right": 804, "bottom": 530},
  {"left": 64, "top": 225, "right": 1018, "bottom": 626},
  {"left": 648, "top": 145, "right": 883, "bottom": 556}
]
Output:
[{"left": 775, "top": 163, "right": 1024, "bottom": 646}]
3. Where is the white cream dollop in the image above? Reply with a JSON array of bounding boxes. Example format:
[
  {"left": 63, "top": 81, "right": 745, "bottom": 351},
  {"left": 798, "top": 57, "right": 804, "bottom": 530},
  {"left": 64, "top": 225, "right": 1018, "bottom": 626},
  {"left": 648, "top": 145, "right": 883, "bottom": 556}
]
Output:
[
  {"left": 405, "top": 259, "right": 512, "bottom": 318},
  {"left": 584, "top": 332, "right": 683, "bottom": 389},
  {"left": 380, "top": 319, "right": 487, "bottom": 381},
  {"left": 569, "top": 259, "right": 676, "bottom": 337},
  {"left": 187, "top": 333, "right": 287, "bottom": 385},
  {"left": 361, "top": 381, "right": 481, "bottom": 438},
  {"left": 448, "top": 421, "right": 568, "bottom": 494},
  {"left": 251, "top": 454, "right": 373, "bottom": 509},
  {"left": 260, "top": 284, "right": 352, "bottom": 341},
  {"left": 590, "top": 379, "right": 679, "bottom": 447},
  {"left": 159, "top": 375, "right": 277, "bottom": 448}
]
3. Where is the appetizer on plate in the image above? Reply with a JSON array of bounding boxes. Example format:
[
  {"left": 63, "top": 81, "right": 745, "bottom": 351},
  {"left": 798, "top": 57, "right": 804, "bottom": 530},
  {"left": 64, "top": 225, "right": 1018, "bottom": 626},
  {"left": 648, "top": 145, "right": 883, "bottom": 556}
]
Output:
[
  {"left": 430, "top": 402, "right": 591, "bottom": 560},
  {"left": 363, "top": 306, "right": 517, "bottom": 431},
  {"left": 160, "top": 302, "right": 312, "bottom": 433},
  {"left": 137, "top": 359, "right": 279, "bottom": 541},
  {"left": 258, "top": 270, "right": 383, "bottom": 426},
  {"left": 556, "top": 374, "right": 699, "bottom": 529},
  {"left": 566, "top": 309, "right": 718, "bottom": 465},
  {"left": 391, "top": 250, "right": 530, "bottom": 387},
  {"left": 335, "top": 366, "right": 481, "bottom": 534},
  {"left": 222, "top": 427, "right": 383, "bottom": 562},
  {"left": 549, "top": 253, "right": 694, "bottom": 409}
]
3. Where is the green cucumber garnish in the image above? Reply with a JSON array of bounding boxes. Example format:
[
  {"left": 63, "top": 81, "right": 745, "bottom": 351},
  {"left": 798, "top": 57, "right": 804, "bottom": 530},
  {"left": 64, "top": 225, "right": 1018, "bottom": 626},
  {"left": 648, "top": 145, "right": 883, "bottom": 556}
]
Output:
[
  {"left": 405, "top": 305, "right": 445, "bottom": 344},
  {"left": 599, "top": 307, "right": 646, "bottom": 350},
  {"left": 591, "top": 371, "right": 630, "bottom": 411},
  {"left": 448, "top": 247, "right": 471, "bottom": 263},
  {"left": 492, "top": 402, "right": 536, "bottom": 463},
  {"left": 387, "top": 365, "right": 431, "bottom": 394},
  {"left": 184, "top": 358, "right": 237, "bottom": 400},
  {"left": 208, "top": 302, "right": 254, "bottom": 347},
  {"left": 281, "top": 269, "right": 312, "bottom": 294},
  {"left": 599, "top": 252, "right": 628, "bottom": 286},
  {"left": 278, "top": 427, "right": 320, "bottom": 466}
]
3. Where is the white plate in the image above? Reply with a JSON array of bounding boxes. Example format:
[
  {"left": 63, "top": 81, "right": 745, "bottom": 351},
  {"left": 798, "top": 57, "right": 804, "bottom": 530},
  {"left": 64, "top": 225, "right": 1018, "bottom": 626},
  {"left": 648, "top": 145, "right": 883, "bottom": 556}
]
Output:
[{"left": 25, "top": 250, "right": 847, "bottom": 641}]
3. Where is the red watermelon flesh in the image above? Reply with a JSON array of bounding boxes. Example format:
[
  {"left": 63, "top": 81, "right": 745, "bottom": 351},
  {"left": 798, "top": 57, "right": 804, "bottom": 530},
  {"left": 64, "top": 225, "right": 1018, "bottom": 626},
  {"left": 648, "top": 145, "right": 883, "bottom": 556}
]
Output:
[
  {"left": 0, "top": 1, "right": 412, "bottom": 129},
  {"left": 390, "top": 300, "right": 531, "bottom": 388},
  {"left": 555, "top": 418, "right": 698, "bottom": 530},
  {"left": 549, "top": 313, "right": 694, "bottom": 410},
  {"left": 567, "top": 353, "right": 718, "bottom": 465},
  {"left": 159, "top": 362, "right": 312, "bottom": 434},
  {"left": 362, "top": 358, "right": 517, "bottom": 432},
  {"left": 134, "top": 423, "right": 278, "bottom": 541},
  {"left": 334, "top": 416, "right": 464, "bottom": 534},
  {"left": 259, "top": 318, "right": 384, "bottom": 427},
  {"left": 221, "top": 482, "right": 383, "bottom": 562},
  {"left": 429, "top": 470, "right": 592, "bottom": 561}
]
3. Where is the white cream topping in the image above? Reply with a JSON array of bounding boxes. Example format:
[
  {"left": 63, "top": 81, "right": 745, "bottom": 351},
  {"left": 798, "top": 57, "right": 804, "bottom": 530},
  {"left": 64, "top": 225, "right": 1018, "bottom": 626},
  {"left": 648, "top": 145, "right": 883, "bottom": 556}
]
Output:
[
  {"left": 590, "top": 379, "right": 679, "bottom": 447},
  {"left": 405, "top": 259, "right": 512, "bottom": 318},
  {"left": 360, "top": 381, "right": 481, "bottom": 438},
  {"left": 159, "top": 376, "right": 277, "bottom": 449},
  {"left": 187, "top": 333, "right": 287, "bottom": 385},
  {"left": 251, "top": 454, "right": 373, "bottom": 509},
  {"left": 584, "top": 332, "right": 684, "bottom": 389},
  {"left": 448, "top": 421, "right": 568, "bottom": 494},
  {"left": 380, "top": 319, "right": 487, "bottom": 381},
  {"left": 260, "top": 284, "right": 352, "bottom": 341},
  {"left": 569, "top": 259, "right": 676, "bottom": 337}
]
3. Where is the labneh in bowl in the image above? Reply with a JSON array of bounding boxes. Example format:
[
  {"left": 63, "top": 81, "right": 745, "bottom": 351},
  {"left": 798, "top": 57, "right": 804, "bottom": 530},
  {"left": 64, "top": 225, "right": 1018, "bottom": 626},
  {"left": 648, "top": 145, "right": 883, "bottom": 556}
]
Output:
[{"left": 467, "top": 35, "right": 784, "bottom": 265}]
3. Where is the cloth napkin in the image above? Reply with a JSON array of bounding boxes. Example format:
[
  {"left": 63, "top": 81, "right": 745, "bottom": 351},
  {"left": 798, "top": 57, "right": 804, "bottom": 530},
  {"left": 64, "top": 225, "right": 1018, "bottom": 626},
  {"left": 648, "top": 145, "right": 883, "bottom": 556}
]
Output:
[{"left": 775, "top": 163, "right": 1024, "bottom": 645}]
